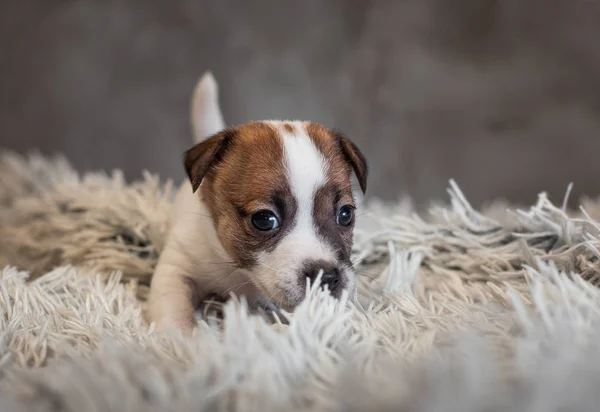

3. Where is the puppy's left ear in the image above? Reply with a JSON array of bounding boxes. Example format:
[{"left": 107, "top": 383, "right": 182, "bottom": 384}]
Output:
[
  {"left": 335, "top": 132, "right": 368, "bottom": 194},
  {"left": 184, "top": 129, "right": 235, "bottom": 192}
]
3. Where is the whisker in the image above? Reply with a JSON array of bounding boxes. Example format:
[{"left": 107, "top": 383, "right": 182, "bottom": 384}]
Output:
[
  {"left": 351, "top": 256, "right": 369, "bottom": 265},
  {"left": 356, "top": 273, "right": 381, "bottom": 284},
  {"left": 195, "top": 261, "right": 239, "bottom": 265},
  {"left": 249, "top": 294, "right": 263, "bottom": 310},
  {"left": 354, "top": 211, "right": 373, "bottom": 218},
  {"left": 183, "top": 211, "right": 214, "bottom": 218},
  {"left": 222, "top": 278, "right": 254, "bottom": 296},
  {"left": 249, "top": 280, "right": 281, "bottom": 311},
  {"left": 255, "top": 261, "right": 276, "bottom": 272},
  {"left": 204, "top": 267, "right": 241, "bottom": 290},
  {"left": 252, "top": 291, "right": 279, "bottom": 318}
]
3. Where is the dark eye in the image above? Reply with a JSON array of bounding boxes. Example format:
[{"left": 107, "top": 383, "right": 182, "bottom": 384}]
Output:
[
  {"left": 251, "top": 210, "right": 280, "bottom": 231},
  {"left": 336, "top": 205, "right": 354, "bottom": 227}
]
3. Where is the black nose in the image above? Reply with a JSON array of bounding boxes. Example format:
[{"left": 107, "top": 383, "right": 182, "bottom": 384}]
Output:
[{"left": 302, "top": 260, "right": 343, "bottom": 293}]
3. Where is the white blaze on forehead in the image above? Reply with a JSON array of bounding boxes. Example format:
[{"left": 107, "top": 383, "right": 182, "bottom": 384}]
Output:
[
  {"left": 259, "top": 121, "right": 336, "bottom": 267},
  {"left": 279, "top": 121, "right": 327, "bottom": 204},
  {"left": 252, "top": 121, "right": 352, "bottom": 303}
]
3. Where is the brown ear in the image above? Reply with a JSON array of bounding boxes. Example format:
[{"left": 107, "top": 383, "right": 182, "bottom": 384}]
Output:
[
  {"left": 183, "top": 128, "right": 236, "bottom": 192},
  {"left": 334, "top": 131, "right": 368, "bottom": 194}
]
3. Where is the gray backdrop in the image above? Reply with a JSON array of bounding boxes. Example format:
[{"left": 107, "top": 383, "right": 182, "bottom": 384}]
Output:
[{"left": 2, "top": 0, "right": 600, "bottom": 207}]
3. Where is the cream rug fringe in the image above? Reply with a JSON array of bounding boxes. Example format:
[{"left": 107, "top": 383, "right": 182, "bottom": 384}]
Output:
[{"left": 1, "top": 151, "right": 600, "bottom": 411}]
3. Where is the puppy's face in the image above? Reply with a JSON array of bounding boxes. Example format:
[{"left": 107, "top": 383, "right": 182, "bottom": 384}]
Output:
[{"left": 184, "top": 121, "right": 367, "bottom": 309}]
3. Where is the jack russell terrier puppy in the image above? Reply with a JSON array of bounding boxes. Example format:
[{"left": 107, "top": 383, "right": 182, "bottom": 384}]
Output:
[{"left": 148, "top": 72, "right": 368, "bottom": 336}]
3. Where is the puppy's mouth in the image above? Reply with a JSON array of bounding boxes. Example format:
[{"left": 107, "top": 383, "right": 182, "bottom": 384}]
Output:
[
  {"left": 253, "top": 282, "right": 302, "bottom": 312},
  {"left": 247, "top": 294, "right": 291, "bottom": 325},
  {"left": 244, "top": 260, "right": 355, "bottom": 314}
]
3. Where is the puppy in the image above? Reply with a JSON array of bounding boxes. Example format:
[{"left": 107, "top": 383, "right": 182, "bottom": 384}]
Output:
[{"left": 148, "top": 72, "right": 368, "bottom": 336}]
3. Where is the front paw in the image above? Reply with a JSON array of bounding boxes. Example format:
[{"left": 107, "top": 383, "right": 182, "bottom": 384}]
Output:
[{"left": 253, "top": 299, "right": 290, "bottom": 325}]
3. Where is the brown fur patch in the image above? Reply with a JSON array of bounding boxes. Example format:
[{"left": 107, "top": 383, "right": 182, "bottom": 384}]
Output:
[
  {"left": 304, "top": 123, "right": 351, "bottom": 192},
  {"left": 304, "top": 123, "right": 368, "bottom": 194},
  {"left": 198, "top": 122, "right": 297, "bottom": 267},
  {"left": 282, "top": 122, "right": 295, "bottom": 133}
]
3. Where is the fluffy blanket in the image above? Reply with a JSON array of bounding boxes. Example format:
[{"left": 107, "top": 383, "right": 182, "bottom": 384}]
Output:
[{"left": 1, "top": 151, "right": 600, "bottom": 412}]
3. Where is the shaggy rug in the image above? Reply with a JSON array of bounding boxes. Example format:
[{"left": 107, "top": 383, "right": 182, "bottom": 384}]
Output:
[{"left": 1, "top": 151, "right": 600, "bottom": 411}]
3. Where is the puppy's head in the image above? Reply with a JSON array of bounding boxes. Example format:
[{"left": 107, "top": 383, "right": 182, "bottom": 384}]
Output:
[{"left": 184, "top": 80, "right": 367, "bottom": 309}]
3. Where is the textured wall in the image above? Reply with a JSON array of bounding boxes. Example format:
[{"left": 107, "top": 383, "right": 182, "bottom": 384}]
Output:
[{"left": 1, "top": 0, "right": 600, "bottom": 207}]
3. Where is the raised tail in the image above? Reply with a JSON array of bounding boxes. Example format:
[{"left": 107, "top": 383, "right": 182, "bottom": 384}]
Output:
[{"left": 190, "top": 71, "right": 225, "bottom": 143}]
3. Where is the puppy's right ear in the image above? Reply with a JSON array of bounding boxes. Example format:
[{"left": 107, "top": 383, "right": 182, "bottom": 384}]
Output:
[{"left": 183, "top": 129, "right": 236, "bottom": 192}]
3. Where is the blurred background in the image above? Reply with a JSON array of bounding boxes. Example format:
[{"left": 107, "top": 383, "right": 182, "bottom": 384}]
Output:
[{"left": 1, "top": 0, "right": 600, "bottom": 208}]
